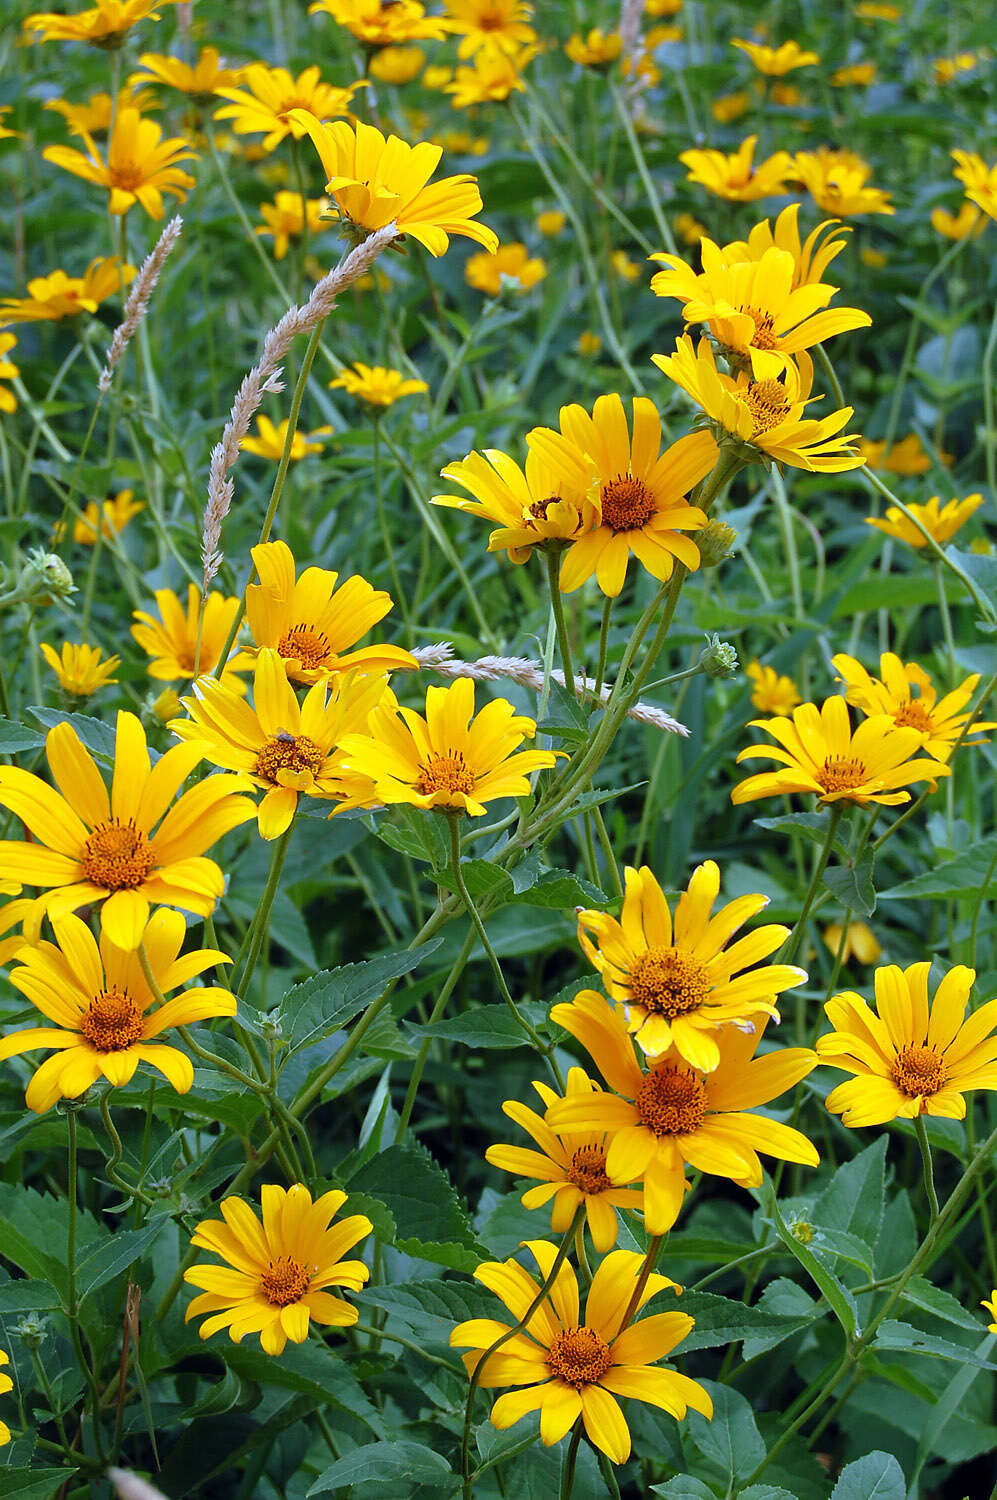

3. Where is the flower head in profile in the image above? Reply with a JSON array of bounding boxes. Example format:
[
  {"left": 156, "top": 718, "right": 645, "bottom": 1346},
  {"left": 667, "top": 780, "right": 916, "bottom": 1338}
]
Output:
[
  {"left": 565, "top": 29, "right": 623, "bottom": 69},
  {"left": 832, "top": 651, "right": 997, "bottom": 760},
  {"left": 679, "top": 136, "right": 792, "bottom": 203},
  {"left": 830, "top": 61, "right": 877, "bottom": 86},
  {"left": 59, "top": 489, "right": 144, "bottom": 545},
  {"left": 931, "top": 202, "right": 985, "bottom": 241},
  {"left": 24, "top": 0, "right": 173, "bottom": 46},
  {"left": 442, "top": 0, "right": 537, "bottom": 59},
  {"left": 131, "top": 584, "right": 245, "bottom": 690},
  {"left": 951, "top": 150, "right": 997, "bottom": 223},
  {"left": 41, "top": 641, "right": 120, "bottom": 697},
  {"left": 527, "top": 396, "right": 717, "bottom": 597},
  {"left": 0, "top": 712, "right": 255, "bottom": 949},
  {"left": 329, "top": 362, "right": 428, "bottom": 406},
  {"left": 0, "top": 333, "right": 19, "bottom": 414},
  {"left": 335, "top": 677, "right": 557, "bottom": 816},
  {"left": 536, "top": 208, "right": 566, "bottom": 236},
  {"left": 715, "top": 203, "right": 851, "bottom": 292},
  {"left": 214, "top": 66, "right": 364, "bottom": 155},
  {"left": 134, "top": 47, "right": 243, "bottom": 97},
  {"left": 0, "top": 1348, "right": 11, "bottom": 1447},
  {"left": 818, "top": 963, "right": 997, "bottom": 1125},
  {"left": 369, "top": 45, "right": 425, "bottom": 83},
  {"left": 291, "top": 114, "right": 498, "bottom": 257},
  {"left": 185, "top": 1184, "right": 372, "bottom": 1356},
  {"left": 865, "top": 493, "right": 983, "bottom": 549},
  {"left": 45, "top": 86, "right": 155, "bottom": 136},
  {"left": 856, "top": 433, "right": 941, "bottom": 475},
  {"left": 308, "top": 0, "right": 447, "bottom": 47},
  {"left": 983, "top": 1294, "right": 997, "bottom": 1335},
  {"left": 451, "top": 1241, "right": 708, "bottom": 1462},
  {"left": 433, "top": 440, "right": 600, "bottom": 564},
  {"left": 241, "top": 416, "right": 326, "bottom": 462},
  {"left": 745, "top": 661, "right": 801, "bottom": 716},
  {"left": 0, "top": 909, "right": 233, "bottom": 1111},
  {"left": 487, "top": 1069, "right": 645, "bottom": 1252},
  {"left": 792, "top": 147, "right": 894, "bottom": 217},
  {"left": 0, "top": 258, "right": 134, "bottom": 325},
  {"left": 255, "top": 192, "right": 330, "bottom": 259},
  {"left": 465, "top": 242, "right": 546, "bottom": 295},
  {"left": 578, "top": 862, "right": 804, "bottom": 1069},
  {"left": 732, "top": 696, "right": 951, "bottom": 808},
  {"left": 43, "top": 108, "right": 196, "bottom": 218},
  {"left": 444, "top": 44, "right": 536, "bottom": 107},
  {"left": 731, "top": 38, "right": 818, "bottom": 74},
  {"left": 823, "top": 921, "right": 882, "bottom": 966}
]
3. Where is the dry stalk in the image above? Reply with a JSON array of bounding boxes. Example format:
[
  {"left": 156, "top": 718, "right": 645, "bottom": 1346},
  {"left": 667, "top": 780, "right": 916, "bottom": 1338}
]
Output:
[
  {"left": 98, "top": 216, "right": 183, "bottom": 393},
  {"left": 106, "top": 1471, "right": 170, "bottom": 1500}
]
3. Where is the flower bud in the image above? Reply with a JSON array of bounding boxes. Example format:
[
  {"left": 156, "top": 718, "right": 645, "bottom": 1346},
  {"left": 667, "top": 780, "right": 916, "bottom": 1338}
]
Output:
[
  {"left": 698, "top": 634, "right": 739, "bottom": 679},
  {"left": 19, "top": 549, "right": 76, "bottom": 607},
  {"left": 696, "top": 519, "right": 737, "bottom": 567},
  {"left": 13, "top": 1314, "right": 47, "bottom": 1348}
]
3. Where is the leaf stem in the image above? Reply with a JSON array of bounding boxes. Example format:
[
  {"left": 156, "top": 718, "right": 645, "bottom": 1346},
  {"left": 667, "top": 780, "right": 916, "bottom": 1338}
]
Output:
[{"left": 915, "top": 1114, "right": 940, "bottom": 1225}]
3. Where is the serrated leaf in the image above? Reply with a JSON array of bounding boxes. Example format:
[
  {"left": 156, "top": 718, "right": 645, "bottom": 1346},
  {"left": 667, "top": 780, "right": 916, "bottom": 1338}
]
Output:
[
  {"left": 879, "top": 835, "right": 997, "bottom": 900},
  {"left": 815, "top": 1136, "right": 886, "bottom": 1248},
  {"left": 651, "top": 1480, "right": 717, "bottom": 1498},
  {"left": 282, "top": 941, "right": 442, "bottom": 1056},
  {"left": 26, "top": 707, "right": 120, "bottom": 761},
  {"left": 0, "top": 719, "right": 45, "bottom": 754},
  {"left": 873, "top": 1319, "right": 997, "bottom": 1370},
  {"left": 375, "top": 805, "right": 451, "bottom": 868},
  {"left": 830, "top": 1450, "right": 906, "bottom": 1499},
  {"left": 765, "top": 1181, "right": 857, "bottom": 1337},
  {"left": 221, "top": 1341, "right": 385, "bottom": 1434},
  {"left": 674, "top": 1290, "right": 813, "bottom": 1354},
  {"left": 899, "top": 1274, "right": 987, "bottom": 1333},
  {"left": 0, "top": 1279, "right": 61, "bottom": 1315},
  {"left": 738, "top": 1487, "right": 798, "bottom": 1499},
  {"left": 822, "top": 852, "right": 876, "bottom": 917},
  {"left": 76, "top": 1216, "right": 170, "bottom": 1303},
  {"left": 308, "top": 1440, "right": 459, "bottom": 1495},
  {"left": 360, "top": 1278, "right": 496, "bottom": 1345},
  {"left": 756, "top": 812, "right": 850, "bottom": 855},
  {"left": 349, "top": 1142, "right": 484, "bottom": 1271},
  {"left": 687, "top": 1382, "right": 764, "bottom": 1483},
  {"left": 407, "top": 1003, "right": 546, "bottom": 1049},
  {"left": 0, "top": 1469, "right": 78, "bottom": 1499}
]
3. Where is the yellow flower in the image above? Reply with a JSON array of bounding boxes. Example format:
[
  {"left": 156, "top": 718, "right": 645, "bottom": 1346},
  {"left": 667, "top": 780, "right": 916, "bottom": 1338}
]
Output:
[
  {"left": 335, "top": 677, "right": 557, "bottom": 816},
  {"left": 185, "top": 1184, "right": 372, "bottom": 1356},
  {"left": 151, "top": 688, "right": 181, "bottom": 722},
  {"left": 43, "top": 108, "right": 196, "bottom": 218},
  {"left": 0, "top": 333, "right": 19, "bottom": 414},
  {"left": 444, "top": 45, "right": 537, "bottom": 108},
  {"left": 675, "top": 210, "right": 707, "bottom": 246},
  {"left": 237, "top": 540, "right": 416, "bottom": 685},
  {"left": 823, "top": 921, "right": 881, "bottom": 965},
  {"left": 832, "top": 651, "right": 997, "bottom": 759},
  {"left": 731, "top": 38, "right": 818, "bottom": 75},
  {"left": 830, "top": 61, "right": 877, "bottom": 86},
  {"left": 131, "top": 583, "right": 245, "bottom": 689},
  {"left": 0, "top": 257, "right": 134, "bottom": 325},
  {"left": 645, "top": 0, "right": 682, "bottom": 13},
  {"left": 712, "top": 91, "right": 751, "bottom": 123},
  {"left": 329, "top": 361, "right": 428, "bottom": 405},
  {"left": 653, "top": 335, "right": 864, "bottom": 473},
  {"left": 611, "top": 249, "right": 641, "bottom": 282},
  {"left": 41, "top": 641, "right": 120, "bottom": 697},
  {"left": 983, "top": 1294, "right": 997, "bottom": 1335},
  {"left": 0, "top": 909, "right": 234, "bottom": 1111},
  {"left": 0, "top": 107, "right": 22, "bottom": 142},
  {"left": 134, "top": 46, "right": 243, "bottom": 96},
  {"left": 424, "top": 63, "right": 455, "bottom": 89},
  {"left": 451, "top": 1241, "right": 708, "bottom": 1462},
  {"left": 291, "top": 115, "right": 498, "bottom": 257},
  {"left": 792, "top": 147, "right": 894, "bottom": 217},
  {"left": 745, "top": 660, "right": 802, "bottom": 716},
  {"left": 241, "top": 416, "right": 326, "bottom": 461},
  {"left": 548, "top": 991, "right": 818, "bottom": 1231},
  {"left": 308, "top": 0, "right": 447, "bottom": 46},
  {"left": 577, "top": 330, "right": 602, "bottom": 356},
  {"left": 565, "top": 29, "right": 623, "bottom": 69},
  {"left": 486, "top": 1068, "right": 645, "bottom": 1251},
  {"left": 646, "top": 22, "right": 682, "bottom": 46},
  {"left": 854, "top": 1, "right": 900, "bottom": 17},
  {"left": 59, "top": 489, "right": 144, "bottom": 544},
  {"left": 771, "top": 81, "right": 803, "bottom": 105},
  {"left": 442, "top": 0, "right": 538, "bottom": 59},
  {"left": 856, "top": 432, "right": 943, "bottom": 475},
  {"left": 369, "top": 45, "right": 425, "bottom": 83},
  {"left": 24, "top": 0, "right": 174, "bottom": 46},
  {"left": 465, "top": 242, "right": 546, "bottom": 294},
  {"left": 680, "top": 135, "right": 792, "bottom": 202},
  {"left": 933, "top": 52, "right": 979, "bottom": 85},
  {"left": 860, "top": 246, "right": 888, "bottom": 268},
  {"left": 819, "top": 963, "right": 997, "bottom": 1125},
  {"left": 952, "top": 150, "right": 997, "bottom": 223},
  {"left": 732, "top": 695, "right": 951, "bottom": 807},
  {"left": 45, "top": 87, "right": 156, "bottom": 136},
  {"left": 433, "top": 439, "right": 600, "bottom": 563},
  {"left": 214, "top": 66, "right": 364, "bottom": 155},
  {"left": 0, "top": 713, "right": 255, "bottom": 949},
  {"left": 931, "top": 202, "right": 985, "bottom": 240},
  {"left": 0, "top": 1347, "right": 10, "bottom": 1447},
  {"left": 255, "top": 192, "right": 330, "bottom": 259},
  {"left": 865, "top": 492, "right": 984, "bottom": 549},
  {"left": 526, "top": 396, "right": 717, "bottom": 597}
]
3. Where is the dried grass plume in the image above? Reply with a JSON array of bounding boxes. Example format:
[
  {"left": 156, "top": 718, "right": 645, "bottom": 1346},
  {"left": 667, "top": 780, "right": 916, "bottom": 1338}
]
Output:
[{"left": 98, "top": 216, "right": 183, "bottom": 394}]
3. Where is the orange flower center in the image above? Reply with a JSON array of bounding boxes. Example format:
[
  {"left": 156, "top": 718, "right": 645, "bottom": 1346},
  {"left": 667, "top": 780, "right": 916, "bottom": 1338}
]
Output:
[
  {"left": 277, "top": 625, "right": 333, "bottom": 673},
  {"left": 746, "top": 307, "right": 779, "bottom": 350},
  {"left": 635, "top": 1063, "right": 707, "bottom": 1136},
  {"left": 79, "top": 987, "right": 145, "bottom": 1052},
  {"left": 744, "top": 378, "right": 791, "bottom": 434},
  {"left": 111, "top": 162, "right": 145, "bottom": 191},
  {"left": 82, "top": 820, "right": 154, "bottom": 890},
  {"left": 276, "top": 95, "right": 313, "bottom": 119},
  {"left": 255, "top": 733, "right": 324, "bottom": 784},
  {"left": 528, "top": 495, "right": 559, "bottom": 521},
  {"left": 628, "top": 947, "right": 711, "bottom": 1017},
  {"left": 259, "top": 1255, "right": 312, "bottom": 1307},
  {"left": 568, "top": 1145, "right": 613, "bottom": 1195},
  {"left": 817, "top": 755, "right": 867, "bottom": 794},
  {"left": 892, "top": 1043, "right": 946, "bottom": 1099},
  {"left": 416, "top": 751, "right": 476, "bottom": 796},
  {"left": 546, "top": 1326, "right": 613, "bottom": 1387},
  {"left": 894, "top": 698, "right": 933, "bottom": 733},
  {"left": 601, "top": 476, "right": 656, "bottom": 532}
]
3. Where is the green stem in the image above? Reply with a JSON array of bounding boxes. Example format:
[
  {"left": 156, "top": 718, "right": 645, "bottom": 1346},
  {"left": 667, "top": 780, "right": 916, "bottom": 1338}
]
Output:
[
  {"left": 779, "top": 804, "right": 845, "bottom": 965},
  {"left": 66, "top": 1112, "right": 106, "bottom": 1463},
  {"left": 983, "top": 296, "right": 997, "bottom": 510},
  {"left": 559, "top": 1425, "right": 583, "bottom": 1500},
  {"left": 236, "top": 816, "right": 296, "bottom": 996},
  {"left": 593, "top": 595, "right": 612, "bottom": 698},
  {"left": 545, "top": 548, "right": 575, "bottom": 697},
  {"left": 609, "top": 79, "right": 677, "bottom": 255},
  {"left": 914, "top": 1114, "right": 940, "bottom": 1225},
  {"left": 394, "top": 925, "right": 477, "bottom": 1141}
]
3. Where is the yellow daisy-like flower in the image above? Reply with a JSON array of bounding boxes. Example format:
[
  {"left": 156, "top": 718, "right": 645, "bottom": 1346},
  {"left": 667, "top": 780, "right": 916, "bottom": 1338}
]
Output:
[
  {"left": 856, "top": 433, "right": 942, "bottom": 475},
  {"left": 653, "top": 336, "right": 864, "bottom": 473},
  {"left": 745, "top": 661, "right": 801, "bottom": 716},
  {"left": 952, "top": 150, "right": 997, "bottom": 223},
  {"left": 329, "top": 361, "right": 428, "bottom": 406},
  {"left": 291, "top": 114, "right": 498, "bottom": 257},
  {"left": 731, "top": 38, "right": 819, "bottom": 74},
  {"left": 433, "top": 440, "right": 600, "bottom": 564},
  {"left": 0, "top": 107, "right": 22, "bottom": 142},
  {"left": 0, "top": 333, "right": 20, "bottom": 414},
  {"left": 444, "top": 45, "right": 537, "bottom": 108},
  {"left": 442, "top": 0, "right": 538, "bottom": 59},
  {"left": 133, "top": 47, "right": 243, "bottom": 96},
  {"left": 646, "top": 0, "right": 682, "bottom": 14},
  {"left": 369, "top": 45, "right": 425, "bottom": 84},
  {"left": 865, "top": 492, "right": 984, "bottom": 548},
  {"left": 823, "top": 921, "right": 882, "bottom": 966},
  {"left": 171, "top": 650, "right": 389, "bottom": 839},
  {"left": 832, "top": 651, "right": 997, "bottom": 760},
  {"left": 0, "top": 909, "right": 234, "bottom": 1112},
  {"left": 131, "top": 583, "right": 245, "bottom": 690},
  {"left": 0, "top": 712, "right": 255, "bottom": 949},
  {"left": 40, "top": 641, "right": 120, "bottom": 697},
  {"left": 240, "top": 416, "right": 326, "bottom": 462},
  {"left": 548, "top": 992, "right": 819, "bottom": 1232},
  {"left": 451, "top": 1241, "right": 708, "bottom": 1462},
  {"left": 931, "top": 202, "right": 986, "bottom": 241},
  {"left": 24, "top": 0, "right": 173, "bottom": 46},
  {"left": 675, "top": 210, "right": 708, "bottom": 246},
  {"left": 830, "top": 61, "right": 877, "bottom": 86},
  {"left": 45, "top": 87, "right": 155, "bottom": 136},
  {"left": 855, "top": 2, "right": 900, "bottom": 18},
  {"left": 185, "top": 1184, "right": 372, "bottom": 1356},
  {"left": 719, "top": 203, "right": 850, "bottom": 292},
  {"left": 527, "top": 396, "right": 717, "bottom": 597},
  {"left": 792, "top": 147, "right": 894, "bottom": 217},
  {"left": 486, "top": 1068, "right": 645, "bottom": 1252},
  {"left": 578, "top": 861, "right": 805, "bottom": 1069},
  {"left": 680, "top": 136, "right": 792, "bottom": 203},
  {"left": 565, "top": 29, "right": 623, "bottom": 68},
  {"left": 237, "top": 540, "right": 416, "bottom": 686},
  {"left": 255, "top": 192, "right": 330, "bottom": 259},
  {"left": 0, "top": 257, "right": 134, "bottom": 325},
  {"left": 711, "top": 91, "right": 750, "bottom": 123},
  {"left": 732, "top": 696, "right": 951, "bottom": 807},
  {"left": 983, "top": 1294, "right": 997, "bottom": 1335},
  {"left": 335, "top": 677, "right": 557, "bottom": 816},
  {"left": 308, "top": 0, "right": 447, "bottom": 47},
  {"left": 0, "top": 887, "right": 36, "bottom": 967},
  {"left": 43, "top": 108, "right": 196, "bottom": 218},
  {"left": 536, "top": 208, "right": 566, "bottom": 236},
  {"left": 59, "top": 489, "right": 144, "bottom": 545},
  {"left": 611, "top": 250, "right": 641, "bottom": 283},
  {"left": 214, "top": 67, "right": 364, "bottom": 156},
  {"left": 465, "top": 242, "right": 546, "bottom": 295},
  {"left": 0, "top": 1348, "right": 11, "bottom": 1447},
  {"left": 818, "top": 963, "right": 997, "bottom": 1125}
]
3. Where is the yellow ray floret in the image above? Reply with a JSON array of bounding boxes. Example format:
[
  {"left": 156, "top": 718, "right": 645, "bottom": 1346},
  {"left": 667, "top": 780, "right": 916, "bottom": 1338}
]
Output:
[
  {"left": 832, "top": 651, "right": 997, "bottom": 761},
  {"left": 0, "top": 257, "right": 133, "bottom": 325},
  {"left": 43, "top": 108, "right": 196, "bottom": 219},
  {"left": 214, "top": 66, "right": 364, "bottom": 155},
  {"left": 40, "top": 641, "right": 120, "bottom": 697},
  {"left": 328, "top": 361, "right": 428, "bottom": 405},
  {"left": 308, "top": 0, "right": 447, "bottom": 47},
  {"left": 865, "top": 492, "right": 983, "bottom": 548},
  {"left": 679, "top": 136, "right": 793, "bottom": 203},
  {"left": 24, "top": 0, "right": 174, "bottom": 45},
  {"left": 131, "top": 583, "right": 245, "bottom": 691},
  {"left": 721, "top": 204, "right": 850, "bottom": 290}
]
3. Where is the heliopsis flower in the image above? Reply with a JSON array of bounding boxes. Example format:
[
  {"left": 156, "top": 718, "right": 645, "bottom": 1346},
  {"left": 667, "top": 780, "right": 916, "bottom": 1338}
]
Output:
[
  {"left": 983, "top": 1294, "right": 997, "bottom": 1335},
  {"left": 433, "top": 440, "right": 600, "bottom": 564},
  {"left": 255, "top": 192, "right": 330, "bottom": 259},
  {"left": 241, "top": 416, "right": 326, "bottom": 461},
  {"left": 527, "top": 397, "right": 717, "bottom": 597},
  {"left": 0, "top": 887, "right": 36, "bottom": 966},
  {"left": 41, "top": 641, "right": 120, "bottom": 697},
  {"left": 536, "top": 209, "right": 565, "bottom": 236},
  {"left": 934, "top": 53, "right": 980, "bottom": 85},
  {"left": 131, "top": 583, "right": 245, "bottom": 689},
  {"left": 832, "top": 651, "right": 996, "bottom": 759},
  {"left": 745, "top": 661, "right": 801, "bottom": 716},
  {"left": 444, "top": 46, "right": 536, "bottom": 108},
  {"left": 45, "top": 87, "right": 156, "bottom": 136},
  {"left": 329, "top": 362, "right": 428, "bottom": 405},
  {"left": 0, "top": 909, "right": 234, "bottom": 1111},
  {"left": 818, "top": 963, "right": 997, "bottom": 1124},
  {"left": 0, "top": 713, "right": 255, "bottom": 948},
  {"left": 855, "top": 2, "right": 900, "bottom": 18},
  {"left": 308, "top": 0, "right": 447, "bottom": 47},
  {"left": 548, "top": 991, "right": 818, "bottom": 1231},
  {"left": 0, "top": 1348, "right": 11, "bottom": 1447},
  {"left": 24, "top": 0, "right": 173, "bottom": 46},
  {"left": 56, "top": 489, "right": 144, "bottom": 544},
  {"left": 487, "top": 1069, "right": 645, "bottom": 1251},
  {"left": 856, "top": 432, "right": 941, "bottom": 475},
  {"left": 237, "top": 540, "right": 416, "bottom": 685},
  {"left": 451, "top": 1241, "right": 707, "bottom": 1461},
  {"left": 731, "top": 695, "right": 951, "bottom": 807},
  {"left": 679, "top": 136, "right": 792, "bottom": 203},
  {"left": 0, "top": 258, "right": 134, "bottom": 325},
  {"left": 952, "top": 151, "right": 997, "bottom": 223},
  {"left": 830, "top": 61, "right": 877, "bottom": 85},
  {"left": 185, "top": 1184, "right": 372, "bottom": 1356},
  {"left": 653, "top": 336, "right": 864, "bottom": 473},
  {"left": 865, "top": 492, "right": 984, "bottom": 548},
  {"left": 712, "top": 91, "right": 751, "bottom": 124},
  {"left": 171, "top": 650, "right": 390, "bottom": 838},
  {"left": 721, "top": 203, "right": 850, "bottom": 291},
  {"left": 335, "top": 677, "right": 557, "bottom": 816},
  {"left": 823, "top": 920, "right": 881, "bottom": 965},
  {"left": 792, "top": 147, "right": 894, "bottom": 217},
  {"left": 214, "top": 66, "right": 364, "bottom": 155},
  {"left": 134, "top": 47, "right": 243, "bottom": 96},
  {"left": 565, "top": 29, "right": 623, "bottom": 68},
  {"left": 442, "top": 0, "right": 537, "bottom": 59},
  {"left": 611, "top": 250, "right": 641, "bottom": 283},
  {"left": 731, "top": 38, "right": 818, "bottom": 74},
  {"left": 577, "top": 862, "right": 804, "bottom": 1068},
  {"left": 43, "top": 109, "right": 196, "bottom": 218},
  {"left": 0, "top": 334, "right": 19, "bottom": 414},
  {"left": 290, "top": 115, "right": 498, "bottom": 257},
  {"left": 465, "top": 242, "right": 546, "bottom": 295},
  {"left": 931, "top": 202, "right": 985, "bottom": 240},
  {"left": 369, "top": 45, "right": 425, "bottom": 84},
  {"left": 675, "top": 211, "right": 708, "bottom": 246}
]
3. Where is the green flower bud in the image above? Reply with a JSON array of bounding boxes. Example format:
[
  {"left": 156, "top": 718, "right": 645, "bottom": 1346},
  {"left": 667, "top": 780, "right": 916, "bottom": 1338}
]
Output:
[
  {"left": 698, "top": 634, "right": 739, "bottom": 679},
  {"left": 696, "top": 520, "right": 738, "bottom": 567}
]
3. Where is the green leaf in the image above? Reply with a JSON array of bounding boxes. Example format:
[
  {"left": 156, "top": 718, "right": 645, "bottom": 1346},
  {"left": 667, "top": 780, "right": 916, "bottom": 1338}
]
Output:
[
  {"left": 873, "top": 1319, "right": 997, "bottom": 1370},
  {"left": 879, "top": 835, "right": 997, "bottom": 900},
  {"left": 360, "top": 1278, "right": 495, "bottom": 1345},
  {"left": 76, "top": 1216, "right": 171, "bottom": 1302},
  {"left": 822, "top": 852, "right": 876, "bottom": 917},
  {"left": 907, "top": 1332, "right": 996, "bottom": 1492},
  {"left": 220, "top": 1342, "right": 385, "bottom": 1434},
  {"left": 0, "top": 1469, "right": 78, "bottom": 1499},
  {"left": 308, "top": 1440, "right": 460, "bottom": 1495},
  {"left": 651, "top": 1480, "right": 718, "bottom": 1499},
  {"left": 0, "top": 1183, "right": 102, "bottom": 1298},
  {"left": 900, "top": 1274, "right": 988, "bottom": 1333},
  {"left": 739, "top": 1489, "right": 798, "bottom": 1500},
  {"left": 0, "top": 719, "right": 45, "bottom": 754},
  {"left": 741, "top": 1279, "right": 819, "bottom": 1360},
  {"left": 282, "top": 941, "right": 442, "bottom": 1055},
  {"left": 830, "top": 1451, "right": 906, "bottom": 1499},
  {"left": 674, "top": 1290, "right": 813, "bottom": 1355},
  {"left": 765, "top": 1181, "right": 857, "bottom": 1337},
  {"left": 686, "top": 1382, "right": 764, "bottom": 1483},
  {"left": 349, "top": 1142, "right": 484, "bottom": 1271},
  {"left": 26, "top": 707, "right": 119, "bottom": 760},
  {"left": 537, "top": 679, "right": 591, "bottom": 742},
  {"left": 0, "top": 1279, "right": 61, "bottom": 1315},
  {"left": 755, "top": 812, "right": 850, "bottom": 856},
  {"left": 815, "top": 1137, "right": 886, "bottom": 1248},
  {"left": 407, "top": 1003, "right": 547, "bottom": 1048},
  {"left": 375, "top": 805, "right": 451, "bottom": 869}
]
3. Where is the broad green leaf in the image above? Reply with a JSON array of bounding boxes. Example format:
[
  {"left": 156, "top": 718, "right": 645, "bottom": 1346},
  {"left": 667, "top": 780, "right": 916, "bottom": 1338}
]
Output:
[
  {"left": 26, "top": 708, "right": 120, "bottom": 761},
  {"left": 756, "top": 812, "right": 850, "bottom": 855},
  {"left": 0, "top": 1469, "right": 77, "bottom": 1499},
  {"left": 907, "top": 1332, "right": 996, "bottom": 1491},
  {"left": 687, "top": 1382, "right": 765, "bottom": 1483},
  {"left": 765, "top": 1182, "right": 857, "bottom": 1337},
  {"left": 873, "top": 1319, "right": 997, "bottom": 1370},
  {"left": 738, "top": 1489, "right": 798, "bottom": 1499},
  {"left": 900, "top": 1274, "right": 988, "bottom": 1333},
  {"left": 673, "top": 1290, "right": 813, "bottom": 1354},
  {"left": 874, "top": 1189, "right": 917, "bottom": 1278},
  {"left": 282, "top": 941, "right": 442, "bottom": 1055},
  {"left": 349, "top": 1141, "right": 484, "bottom": 1271},
  {"left": 407, "top": 1002, "right": 547, "bottom": 1048},
  {"left": 879, "top": 835, "right": 997, "bottom": 900},
  {"left": 822, "top": 852, "right": 876, "bottom": 917},
  {"left": 308, "top": 1440, "right": 459, "bottom": 1495},
  {"left": 220, "top": 1342, "right": 385, "bottom": 1434},
  {"left": 76, "top": 1216, "right": 171, "bottom": 1303},
  {"left": 815, "top": 1136, "right": 886, "bottom": 1248},
  {"left": 0, "top": 1183, "right": 102, "bottom": 1298},
  {"left": 830, "top": 1450, "right": 906, "bottom": 1499},
  {"left": 651, "top": 1480, "right": 717, "bottom": 1498},
  {"left": 375, "top": 805, "right": 450, "bottom": 868},
  {"left": 0, "top": 1279, "right": 61, "bottom": 1315},
  {"left": 742, "top": 1279, "right": 819, "bottom": 1360},
  {"left": 0, "top": 720, "right": 45, "bottom": 754},
  {"left": 360, "top": 1278, "right": 496, "bottom": 1345}
]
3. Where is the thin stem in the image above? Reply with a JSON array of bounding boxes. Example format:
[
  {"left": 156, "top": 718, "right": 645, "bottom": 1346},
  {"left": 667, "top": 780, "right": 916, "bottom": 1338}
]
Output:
[
  {"left": 616, "top": 1234, "right": 664, "bottom": 1335},
  {"left": 609, "top": 79, "right": 677, "bottom": 255},
  {"left": 394, "top": 925, "right": 477, "bottom": 1141},
  {"left": 779, "top": 805, "right": 845, "bottom": 965},
  {"left": 559, "top": 1425, "right": 583, "bottom": 1500},
  {"left": 236, "top": 816, "right": 296, "bottom": 996},
  {"left": 593, "top": 595, "right": 612, "bottom": 699},
  {"left": 914, "top": 1115, "right": 940, "bottom": 1225},
  {"left": 546, "top": 549, "right": 575, "bottom": 698},
  {"left": 66, "top": 1112, "right": 107, "bottom": 1463}
]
